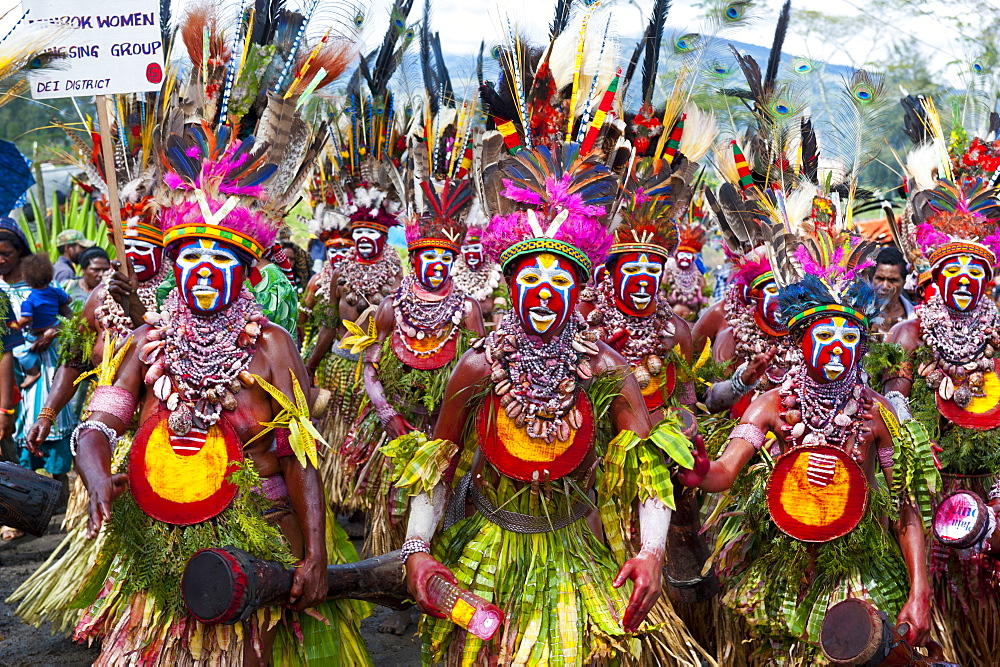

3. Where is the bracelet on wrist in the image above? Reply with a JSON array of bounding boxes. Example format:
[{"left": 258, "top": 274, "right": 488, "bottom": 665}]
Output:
[
  {"left": 730, "top": 362, "right": 753, "bottom": 395},
  {"left": 70, "top": 420, "right": 120, "bottom": 456},
  {"left": 0, "top": 407, "right": 16, "bottom": 416},
  {"left": 399, "top": 537, "right": 431, "bottom": 565},
  {"left": 38, "top": 406, "right": 56, "bottom": 422}
]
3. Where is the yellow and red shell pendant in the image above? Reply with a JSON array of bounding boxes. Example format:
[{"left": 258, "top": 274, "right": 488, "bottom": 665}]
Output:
[
  {"left": 767, "top": 444, "right": 868, "bottom": 542},
  {"left": 391, "top": 326, "right": 459, "bottom": 370},
  {"left": 129, "top": 409, "right": 243, "bottom": 525},
  {"left": 641, "top": 362, "right": 675, "bottom": 412},
  {"left": 477, "top": 391, "right": 594, "bottom": 482},
  {"left": 936, "top": 358, "right": 1000, "bottom": 430}
]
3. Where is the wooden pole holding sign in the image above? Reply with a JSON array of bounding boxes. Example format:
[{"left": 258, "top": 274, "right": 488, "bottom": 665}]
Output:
[{"left": 94, "top": 94, "right": 131, "bottom": 278}]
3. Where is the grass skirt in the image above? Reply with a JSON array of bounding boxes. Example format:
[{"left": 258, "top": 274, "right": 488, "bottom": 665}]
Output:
[
  {"left": 423, "top": 481, "right": 709, "bottom": 666},
  {"left": 8, "top": 438, "right": 131, "bottom": 635},
  {"left": 315, "top": 348, "right": 366, "bottom": 513}
]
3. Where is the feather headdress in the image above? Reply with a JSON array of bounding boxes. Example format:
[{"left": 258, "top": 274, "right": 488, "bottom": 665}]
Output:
[
  {"left": 895, "top": 95, "right": 1000, "bottom": 277},
  {"left": 477, "top": 7, "right": 630, "bottom": 279},
  {"left": 155, "top": 0, "right": 360, "bottom": 258}
]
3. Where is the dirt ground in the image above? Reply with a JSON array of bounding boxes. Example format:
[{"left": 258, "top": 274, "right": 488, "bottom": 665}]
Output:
[{"left": 0, "top": 514, "right": 421, "bottom": 666}]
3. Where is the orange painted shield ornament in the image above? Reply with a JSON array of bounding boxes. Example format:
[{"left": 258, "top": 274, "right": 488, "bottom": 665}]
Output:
[
  {"left": 641, "top": 362, "right": 676, "bottom": 412},
  {"left": 477, "top": 392, "right": 594, "bottom": 481},
  {"left": 129, "top": 409, "right": 243, "bottom": 525},
  {"left": 391, "top": 327, "right": 459, "bottom": 370},
  {"left": 937, "top": 358, "right": 1000, "bottom": 430},
  {"left": 767, "top": 445, "right": 868, "bottom": 542}
]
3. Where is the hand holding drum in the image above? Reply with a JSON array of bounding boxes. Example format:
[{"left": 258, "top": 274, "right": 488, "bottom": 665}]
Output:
[
  {"left": 182, "top": 546, "right": 411, "bottom": 625},
  {"left": 819, "top": 598, "right": 954, "bottom": 666}
]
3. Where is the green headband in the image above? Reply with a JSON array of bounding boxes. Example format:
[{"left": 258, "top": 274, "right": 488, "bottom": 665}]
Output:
[{"left": 786, "top": 303, "right": 870, "bottom": 331}]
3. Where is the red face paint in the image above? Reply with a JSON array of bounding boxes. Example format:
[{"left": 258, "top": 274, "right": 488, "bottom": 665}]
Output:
[
  {"left": 801, "top": 316, "right": 863, "bottom": 382},
  {"left": 751, "top": 279, "right": 787, "bottom": 336},
  {"left": 611, "top": 251, "right": 665, "bottom": 317},
  {"left": 935, "top": 254, "right": 990, "bottom": 312},
  {"left": 173, "top": 240, "right": 246, "bottom": 313},
  {"left": 352, "top": 226, "right": 387, "bottom": 262},
  {"left": 511, "top": 253, "right": 579, "bottom": 335},
  {"left": 414, "top": 246, "right": 455, "bottom": 290},
  {"left": 126, "top": 238, "right": 164, "bottom": 283}
]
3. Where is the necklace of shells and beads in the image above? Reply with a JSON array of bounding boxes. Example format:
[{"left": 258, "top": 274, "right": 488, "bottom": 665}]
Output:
[
  {"left": 95, "top": 263, "right": 171, "bottom": 340},
  {"left": 777, "top": 358, "right": 872, "bottom": 463},
  {"left": 392, "top": 274, "right": 467, "bottom": 357},
  {"left": 665, "top": 262, "right": 706, "bottom": 308},
  {"left": 140, "top": 288, "right": 264, "bottom": 436},
  {"left": 479, "top": 310, "right": 600, "bottom": 443},
  {"left": 917, "top": 291, "right": 1000, "bottom": 408},
  {"left": 585, "top": 275, "right": 674, "bottom": 390},
  {"left": 336, "top": 248, "right": 401, "bottom": 309},
  {"left": 452, "top": 257, "right": 503, "bottom": 301},
  {"left": 724, "top": 285, "right": 796, "bottom": 392}
]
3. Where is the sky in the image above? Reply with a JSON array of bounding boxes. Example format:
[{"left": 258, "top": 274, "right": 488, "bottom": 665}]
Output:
[{"left": 0, "top": 0, "right": 983, "bottom": 87}]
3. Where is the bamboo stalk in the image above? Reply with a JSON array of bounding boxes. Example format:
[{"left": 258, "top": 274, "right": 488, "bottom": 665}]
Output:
[{"left": 94, "top": 95, "right": 130, "bottom": 278}]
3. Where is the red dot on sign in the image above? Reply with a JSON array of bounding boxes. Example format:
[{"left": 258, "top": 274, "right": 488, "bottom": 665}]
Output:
[{"left": 146, "top": 63, "right": 163, "bottom": 84}]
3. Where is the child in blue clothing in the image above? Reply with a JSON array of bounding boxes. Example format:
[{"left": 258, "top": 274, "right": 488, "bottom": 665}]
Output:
[{"left": 16, "top": 254, "right": 72, "bottom": 390}]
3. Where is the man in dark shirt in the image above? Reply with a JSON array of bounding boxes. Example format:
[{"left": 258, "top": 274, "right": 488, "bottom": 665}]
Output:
[{"left": 52, "top": 230, "right": 95, "bottom": 283}]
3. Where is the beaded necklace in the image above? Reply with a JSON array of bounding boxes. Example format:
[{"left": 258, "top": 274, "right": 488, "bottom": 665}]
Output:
[
  {"left": 484, "top": 311, "right": 599, "bottom": 443},
  {"left": 393, "top": 275, "right": 466, "bottom": 357},
  {"left": 142, "top": 289, "right": 264, "bottom": 436},
  {"left": 917, "top": 292, "right": 1000, "bottom": 408},
  {"left": 336, "top": 248, "right": 401, "bottom": 309},
  {"left": 95, "top": 263, "right": 171, "bottom": 340},
  {"left": 314, "top": 261, "right": 335, "bottom": 307},
  {"left": 778, "top": 360, "right": 871, "bottom": 462},
  {"left": 452, "top": 256, "right": 502, "bottom": 301},
  {"left": 665, "top": 261, "right": 706, "bottom": 310},
  {"left": 725, "top": 286, "right": 795, "bottom": 391},
  {"left": 586, "top": 275, "right": 674, "bottom": 389}
]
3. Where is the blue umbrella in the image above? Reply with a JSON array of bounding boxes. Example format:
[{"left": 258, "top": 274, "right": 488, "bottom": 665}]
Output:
[{"left": 0, "top": 141, "right": 34, "bottom": 216}]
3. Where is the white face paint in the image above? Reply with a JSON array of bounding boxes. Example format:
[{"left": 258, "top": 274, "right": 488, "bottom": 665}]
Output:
[
  {"left": 461, "top": 242, "right": 484, "bottom": 269},
  {"left": 416, "top": 247, "right": 455, "bottom": 289},
  {"left": 513, "top": 253, "right": 577, "bottom": 334},
  {"left": 616, "top": 252, "right": 663, "bottom": 314},
  {"left": 352, "top": 226, "right": 384, "bottom": 259},
  {"left": 174, "top": 240, "right": 244, "bottom": 313},
  {"left": 805, "top": 316, "right": 863, "bottom": 382},
  {"left": 676, "top": 250, "right": 696, "bottom": 269}
]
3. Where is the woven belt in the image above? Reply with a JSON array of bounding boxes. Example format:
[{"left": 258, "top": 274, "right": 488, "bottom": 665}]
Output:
[{"left": 470, "top": 484, "right": 589, "bottom": 534}]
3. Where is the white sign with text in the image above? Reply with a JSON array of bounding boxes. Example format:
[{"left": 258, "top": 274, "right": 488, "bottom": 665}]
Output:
[{"left": 24, "top": 0, "right": 164, "bottom": 99}]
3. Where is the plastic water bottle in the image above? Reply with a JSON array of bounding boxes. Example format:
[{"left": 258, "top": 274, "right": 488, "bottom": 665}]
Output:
[{"left": 426, "top": 575, "right": 504, "bottom": 640}]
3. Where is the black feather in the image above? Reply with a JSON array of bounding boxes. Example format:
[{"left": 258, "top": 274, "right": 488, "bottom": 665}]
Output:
[
  {"left": 729, "top": 45, "right": 763, "bottom": 104},
  {"left": 990, "top": 111, "right": 1000, "bottom": 138},
  {"left": 479, "top": 82, "right": 520, "bottom": 130},
  {"left": 764, "top": 0, "right": 791, "bottom": 93},
  {"left": 900, "top": 95, "right": 929, "bottom": 145},
  {"left": 420, "top": 0, "right": 438, "bottom": 114},
  {"left": 367, "top": 0, "right": 415, "bottom": 99},
  {"left": 431, "top": 33, "right": 453, "bottom": 106},
  {"left": 550, "top": 0, "right": 573, "bottom": 40},
  {"left": 160, "top": 0, "right": 173, "bottom": 54},
  {"left": 641, "top": 0, "right": 671, "bottom": 105},
  {"left": 801, "top": 117, "right": 818, "bottom": 183}
]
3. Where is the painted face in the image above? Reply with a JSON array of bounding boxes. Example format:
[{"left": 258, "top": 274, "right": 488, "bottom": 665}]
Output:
[
  {"left": 125, "top": 238, "right": 164, "bottom": 283},
  {"left": 935, "top": 254, "right": 990, "bottom": 312},
  {"left": 173, "top": 240, "right": 246, "bottom": 313},
  {"left": 676, "top": 250, "right": 696, "bottom": 269},
  {"left": 611, "top": 252, "right": 665, "bottom": 317},
  {"left": 326, "top": 244, "right": 351, "bottom": 267},
  {"left": 462, "top": 242, "right": 484, "bottom": 270},
  {"left": 751, "top": 279, "right": 787, "bottom": 336},
  {"left": 512, "top": 253, "right": 579, "bottom": 335},
  {"left": 352, "top": 226, "right": 387, "bottom": 261},
  {"left": 414, "top": 246, "right": 454, "bottom": 290},
  {"left": 801, "top": 316, "right": 863, "bottom": 382}
]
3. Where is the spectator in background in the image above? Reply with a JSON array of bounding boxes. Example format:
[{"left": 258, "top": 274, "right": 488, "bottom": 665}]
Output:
[
  {"left": 871, "top": 245, "right": 917, "bottom": 339},
  {"left": 62, "top": 246, "right": 109, "bottom": 304},
  {"left": 16, "top": 254, "right": 72, "bottom": 391},
  {"left": 52, "top": 229, "right": 95, "bottom": 283}
]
